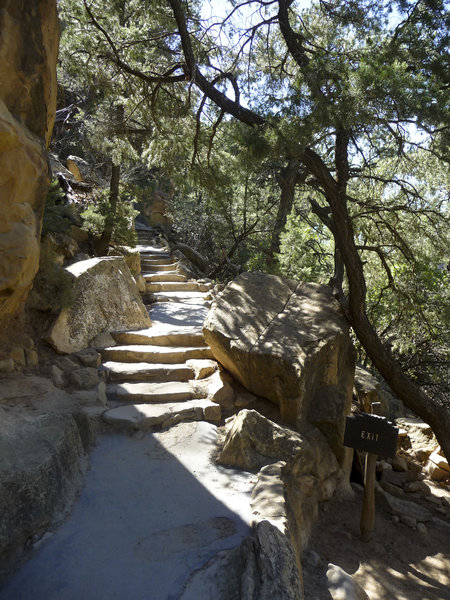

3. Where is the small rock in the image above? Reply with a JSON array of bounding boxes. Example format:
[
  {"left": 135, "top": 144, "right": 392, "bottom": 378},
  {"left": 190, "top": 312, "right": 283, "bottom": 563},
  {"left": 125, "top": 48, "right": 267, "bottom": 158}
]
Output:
[
  {"left": 96, "top": 381, "right": 107, "bottom": 405},
  {"left": 89, "top": 331, "right": 117, "bottom": 349},
  {"left": 425, "top": 495, "right": 443, "bottom": 506},
  {"left": 75, "top": 382, "right": 106, "bottom": 406},
  {"left": 25, "top": 349, "right": 39, "bottom": 367},
  {"left": 203, "top": 402, "right": 221, "bottom": 423},
  {"left": 416, "top": 522, "right": 428, "bottom": 535},
  {"left": 392, "top": 455, "right": 408, "bottom": 472},
  {"left": 380, "top": 460, "right": 393, "bottom": 471},
  {"left": 406, "top": 469, "right": 422, "bottom": 482},
  {"left": 414, "top": 448, "right": 433, "bottom": 462},
  {"left": 303, "top": 550, "right": 321, "bottom": 568},
  {"left": 49, "top": 365, "right": 65, "bottom": 387},
  {"left": 435, "top": 506, "right": 447, "bottom": 516},
  {"left": 406, "top": 460, "right": 422, "bottom": 473},
  {"left": 380, "top": 481, "right": 404, "bottom": 498},
  {"left": 70, "top": 367, "right": 100, "bottom": 389},
  {"left": 0, "top": 358, "right": 15, "bottom": 373},
  {"left": 426, "top": 447, "right": 450, "bottom": 481},
  {"left": 378, "top": 489, "right": 432, "bottom": 522},
  {"left": 392, "top": 515, "right": 400, "bottom": 523},
  {"left": 327, "top": 563, "right": 369, "bottom": 600},
  {"left": 235, "top": 392, "right": 256, "bottom": 409},
  {"left": 76, "top": 348, "right": 101, "bottom": 368},
  {"left": 56, "top": 356, "right": 81, "bottom": 372},
  {"left": 404, "top": 481, "right": 431, "bottom": 495},
  {"left": 32, "top": 531, "right": 54, "bottom": 551},
  {"left": 10, "top": 346, "right": 26, "bottom": 365},
  {"left": 400, "top": 514, "right": 417, "bottom": 528}
]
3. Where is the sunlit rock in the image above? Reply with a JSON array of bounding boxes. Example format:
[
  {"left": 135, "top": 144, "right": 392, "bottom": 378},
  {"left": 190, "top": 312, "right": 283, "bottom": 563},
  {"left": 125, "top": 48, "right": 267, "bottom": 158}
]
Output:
[{"left": 204, "top": 272, "right": 355, "bottom": 460}]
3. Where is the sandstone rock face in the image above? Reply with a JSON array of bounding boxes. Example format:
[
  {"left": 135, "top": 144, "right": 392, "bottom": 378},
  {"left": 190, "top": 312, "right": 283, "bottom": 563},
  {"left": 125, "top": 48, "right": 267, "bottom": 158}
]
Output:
[
  {"left": 0, "top": 0, "right": 59, "bottom": 333},
  {"left": 0, "top": 0, "right": 59, "bottom": 144},
  {"left": 0, "top": 100, "right": 50, "bottom": 329},
  {"left": 47, "top": 257, "right": 151, "bottom": 353},
  {"left": 204, "top": 273, "right": 355, "bottom": 459}
]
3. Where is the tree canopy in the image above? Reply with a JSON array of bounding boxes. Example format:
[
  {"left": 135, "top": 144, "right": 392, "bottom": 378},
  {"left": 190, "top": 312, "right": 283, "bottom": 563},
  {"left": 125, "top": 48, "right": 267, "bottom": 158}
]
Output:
[{"left": 56, "top": 0, "right": 449, "bottom": 459}]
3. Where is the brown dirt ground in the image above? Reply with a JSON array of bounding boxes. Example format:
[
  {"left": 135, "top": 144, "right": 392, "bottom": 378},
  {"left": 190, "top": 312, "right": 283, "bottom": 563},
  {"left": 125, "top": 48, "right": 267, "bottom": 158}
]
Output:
[{"left": 302, "top": 476, "right": 450, "bottom": 600}]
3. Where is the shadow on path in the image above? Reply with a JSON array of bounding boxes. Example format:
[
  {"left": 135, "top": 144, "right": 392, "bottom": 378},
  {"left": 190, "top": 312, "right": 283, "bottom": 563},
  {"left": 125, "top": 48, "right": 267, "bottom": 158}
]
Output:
[{"left": 0, "top": 423, "right": 253, "bottom": 600}]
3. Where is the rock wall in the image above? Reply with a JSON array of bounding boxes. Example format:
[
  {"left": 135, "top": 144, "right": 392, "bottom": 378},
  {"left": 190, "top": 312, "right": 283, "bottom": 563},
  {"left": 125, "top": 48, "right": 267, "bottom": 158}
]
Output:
[
  {"left": 0, "top": 375, "right": 95, "bottom": 583},
  {"left": 204, "top": 273, "right": 355, "bottom": 461},
  {"left": 0, "top": 0, "right": 59, "bottom": 336}
]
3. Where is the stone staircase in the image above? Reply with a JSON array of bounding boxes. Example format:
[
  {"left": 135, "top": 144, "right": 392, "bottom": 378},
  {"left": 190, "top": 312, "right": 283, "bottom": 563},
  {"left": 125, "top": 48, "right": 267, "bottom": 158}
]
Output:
[{"left": 99, "top": 229, "right": 222, "bottom": 432}]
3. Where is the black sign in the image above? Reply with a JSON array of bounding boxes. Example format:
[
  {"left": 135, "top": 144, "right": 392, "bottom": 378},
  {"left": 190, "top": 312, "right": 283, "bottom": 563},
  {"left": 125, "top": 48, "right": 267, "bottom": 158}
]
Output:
[{"left": 343, "top": 413, "right": 399, "bottom": 459}]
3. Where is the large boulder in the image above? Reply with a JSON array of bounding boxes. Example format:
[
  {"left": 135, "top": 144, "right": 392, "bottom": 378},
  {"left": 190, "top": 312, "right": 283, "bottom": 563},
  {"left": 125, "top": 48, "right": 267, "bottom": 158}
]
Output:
[
  {"left": 219, "top": 409, "right": 341, "bottom": 553},
  {"left": 47, "top": 257, "right": 151, "bottom": 353},
  {"left": 0, "top": 0, "right": 59, "bottom": 334},
  {"left": 204, "top": 273, "right": 355, "bottom": 459}
]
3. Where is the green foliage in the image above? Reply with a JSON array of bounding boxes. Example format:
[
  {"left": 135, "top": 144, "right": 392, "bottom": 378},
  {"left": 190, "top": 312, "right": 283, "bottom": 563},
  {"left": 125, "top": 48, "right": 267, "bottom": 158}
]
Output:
[
  {"left": 56, "top": 0, "right": 449, "bottom": 402},
  {"left": 33, "top": 241, "right": 75, "bottom": 312},
  {"left": 42, "top": 179, "right": 71, "bottom": 236},
  {"left": 81, "top": 187, "right": 139, "bottom": 246},
  {"left": 278, "top": 208, "right": 335, "bottom": 283}
]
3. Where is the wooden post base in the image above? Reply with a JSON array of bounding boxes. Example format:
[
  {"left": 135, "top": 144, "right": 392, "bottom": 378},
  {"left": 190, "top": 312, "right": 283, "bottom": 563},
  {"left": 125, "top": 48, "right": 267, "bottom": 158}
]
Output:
[{"left": 360, "top": 452, "right": 377, "bottom": 541}]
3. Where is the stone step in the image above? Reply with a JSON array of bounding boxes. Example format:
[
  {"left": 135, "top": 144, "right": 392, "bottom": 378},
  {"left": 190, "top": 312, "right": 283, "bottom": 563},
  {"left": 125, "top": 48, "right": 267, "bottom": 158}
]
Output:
[
  {"left": 141, "top": 263, "right": 180, "bottom": 272},
  {"left": 150, "top": 291, "right": 212, "bottom": 303},
  {"left": 141, "top": 255, "right": 173, "bottom": 264},
  {"left": 100, "top": 344, "right": 214, "bottom": 363},
  {"left": 102, "top": 399, "right": 221, "bottom": 431},
  {"left": 102, "top": 361, "right": 194, "bottom": 382},
  {"left": 107, "top": 381, "right": 205, "bottom": 403},
  {"left": 143, "top": 272, "right": 187, "bottom": 282},
  {"left": 111, "top": 327, "right": 205, "bottom": 346},
  {"left": 136, "top": 246, "right": 168, "bottom": 254},
  {"left": 145, "top": 282, "right": 211, "bottom": 293}
]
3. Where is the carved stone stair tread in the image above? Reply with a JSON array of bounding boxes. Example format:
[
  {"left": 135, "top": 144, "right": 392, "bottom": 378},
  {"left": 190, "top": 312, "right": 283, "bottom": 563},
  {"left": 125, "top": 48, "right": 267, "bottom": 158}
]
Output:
[
  {"left": 141, "top": 263, "right": 180, "bottom": 272},
  {"left": 135, "top": 245, "right": 169, "bottom": 253},
  {"left": 141, "top": 258, "right": 174, "bottom": 266},
  {"left": 146, "top": 282, "right": 211, "bottom": 293},
  {"left": 102, "top": 399, "right": 221, "bottom": 431},
  {"left": 107, "top": 381, "right": 205, "bottom": 403},
  {"left": 111, "top": 326, "right": 205, "bottom": 346},
  {"left": 143, "top": 272, "right": 187, "bottom": 282},
  {"left": 102, "top": 361, "right": 194, "bottom": 382},
  {"left": 100, "top": 344, "right": 214, "bottom": 363}
]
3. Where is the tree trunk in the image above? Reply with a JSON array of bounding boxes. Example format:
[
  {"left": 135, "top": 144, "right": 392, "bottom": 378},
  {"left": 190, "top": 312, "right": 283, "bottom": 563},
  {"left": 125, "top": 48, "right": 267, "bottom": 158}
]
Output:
[
  {"left": 95, "top": 162, "right": 120, "bottom": 256},
  {"left": 301, "top": 145, "right": 450, "bottom": 463},
  {"left": 267, "top": 159, "right": 300, "bottom": 266}
]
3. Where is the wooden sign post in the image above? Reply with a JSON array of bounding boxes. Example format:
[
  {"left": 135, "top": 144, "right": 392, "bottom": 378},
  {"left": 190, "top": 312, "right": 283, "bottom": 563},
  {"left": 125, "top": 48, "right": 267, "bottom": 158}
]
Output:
[{"left": 343, "top": 413, "right": 399, "bottom": 541}]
